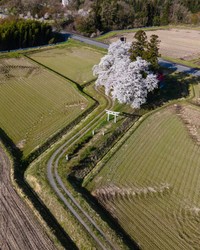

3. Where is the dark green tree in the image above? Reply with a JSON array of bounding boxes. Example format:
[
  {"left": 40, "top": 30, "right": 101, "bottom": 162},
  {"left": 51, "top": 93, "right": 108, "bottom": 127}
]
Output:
[
  {"left": 129, "top": 31, "right": 160, "bottom": 72},
  {"left": 129, "top": 30, "right": 148, "bottom": 61},
  {"left": 146, "top": 34, "right": 161, "bottom": 71},
  {"left": 0, "top": 18, "right": 61, "bottom": 51}
]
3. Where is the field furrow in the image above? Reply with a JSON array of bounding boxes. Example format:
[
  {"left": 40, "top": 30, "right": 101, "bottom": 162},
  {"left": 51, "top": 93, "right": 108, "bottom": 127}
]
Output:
[
  {"left": 88, "top": 104, "right": 200, "bottom": 249},
  {"left": 0, "top": 57, "right": 90, "bottom": 156}
]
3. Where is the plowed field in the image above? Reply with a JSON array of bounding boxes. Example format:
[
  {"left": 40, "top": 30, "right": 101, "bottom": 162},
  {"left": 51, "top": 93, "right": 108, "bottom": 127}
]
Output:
[
  {"left": 87, "top": 101, "right": 200, "bottom": 249},
  {"left": 0, "top": 146, "right": 56, "bottom": 250},
  {"left": 108, "top": 28, "right": 200, "bottom": 60}
]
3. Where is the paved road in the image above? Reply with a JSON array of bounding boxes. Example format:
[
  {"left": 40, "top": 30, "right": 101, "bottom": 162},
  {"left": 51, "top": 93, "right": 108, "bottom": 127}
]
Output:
[
  {"left": 158, "top": 59, "right": 200, "bottom": 76},
  {"left": 61, "top": 32, "right": 109, "bottom": 50},
  {"left": 63, "top": 32, "right": 200, "bottom": 77}
]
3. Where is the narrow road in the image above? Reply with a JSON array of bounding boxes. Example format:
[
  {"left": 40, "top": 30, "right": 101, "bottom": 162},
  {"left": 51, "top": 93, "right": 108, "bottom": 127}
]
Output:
[
  {"left": 47, "top": 31, "right": 200, "bottom": 249},
  {"left": 63, "top": 32, "right": 200, "bottom": 77},
  {"left": 0, "top": 145, "right": 56, "bottom": 250},
  {"left": 47, "top": 87, "right": 119, "bottom": 250}
]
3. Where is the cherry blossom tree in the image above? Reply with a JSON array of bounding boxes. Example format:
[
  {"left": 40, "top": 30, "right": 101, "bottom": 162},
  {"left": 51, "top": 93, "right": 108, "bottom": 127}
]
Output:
[{"left": 93, "top": 40, "right": 158, "bottom": 109}]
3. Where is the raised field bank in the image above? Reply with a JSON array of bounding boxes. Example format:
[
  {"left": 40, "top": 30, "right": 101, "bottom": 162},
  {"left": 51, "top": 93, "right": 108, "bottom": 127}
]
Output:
[
  {"left": 2, "top": 28, "right": 200, "bottom": 250},
  {"left": 0, "top": 41, "right": 103, "bottom": 157},
  {"left": 29, "top": 42, "right": 105, "bottom": 85}
]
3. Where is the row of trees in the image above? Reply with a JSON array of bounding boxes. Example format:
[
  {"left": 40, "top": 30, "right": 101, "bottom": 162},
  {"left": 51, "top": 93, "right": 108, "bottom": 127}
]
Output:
[
  {"left": 93, "top": 31, "right": 160, "bottom": 109},
  {"left": 75, "top": 0, "right": 200, "bottom": 35},
  {"left": 129, "top": 31, "right": 160, "bottom": 72},
  {"left": 0, "top": 18, "right": 61, "bottom": 51}
]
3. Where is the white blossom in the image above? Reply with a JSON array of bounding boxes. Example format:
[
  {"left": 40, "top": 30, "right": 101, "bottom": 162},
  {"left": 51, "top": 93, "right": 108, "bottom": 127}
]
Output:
[{"left": 93, "top": 40, "right": 159, "bottom": 109}]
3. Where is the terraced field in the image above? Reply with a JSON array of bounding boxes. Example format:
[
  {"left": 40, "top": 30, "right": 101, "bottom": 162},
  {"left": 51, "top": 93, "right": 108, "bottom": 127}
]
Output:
[
  {"left": 86, "top": 100, "right": 200, "bottom": 249},
  {"left": 29, "top": 43, "right": 104, "bottom": 85},
  {"left": 0, "top": 57, "right": 90, "bottom": 156}
]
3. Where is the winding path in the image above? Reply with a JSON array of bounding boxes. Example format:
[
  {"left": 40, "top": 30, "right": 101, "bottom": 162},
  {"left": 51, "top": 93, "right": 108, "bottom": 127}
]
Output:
[
  {"left": 47, "top": 31, "right": 200, "bottom": 249},
  {"left": 47, "top": 87, "right": 119, "bottom": 249}
]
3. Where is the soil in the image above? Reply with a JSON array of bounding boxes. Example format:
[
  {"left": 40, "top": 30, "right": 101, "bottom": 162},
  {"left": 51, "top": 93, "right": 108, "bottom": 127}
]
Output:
[
  {"left": 108, "top": 28, "right": 200, "bottom": 60},
  {"left": 0, "top": 146, "right": 56, "bottom": 250}
]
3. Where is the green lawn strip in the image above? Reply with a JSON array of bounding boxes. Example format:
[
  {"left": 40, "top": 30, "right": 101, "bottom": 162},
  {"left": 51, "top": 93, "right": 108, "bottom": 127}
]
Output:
[
  {"left": 96, "top": 25, "right": 200, "bottom": 42},
  {"left": 96, "top": 26, "right": 171, "bottom": 41},
  {"left": 54, "top": 103, "right": 136, "bottom": 250},
  {"left": 22, "top": 55, "right": 96, "bottom": 157},
  {"left": 25, "top": 83, "right": 117, "bottom": 248},
  {"left": 0, "top": 39, "right": 106, "bottom": 60},
  {"left": 26, "top": 148, "right": 96, "bottom": 249},
  {"left": 162, "top": 56, "right": 200, "bottom": 69},
  {"left": 25, "top": 81, "right": 137, "bottom": 249}
]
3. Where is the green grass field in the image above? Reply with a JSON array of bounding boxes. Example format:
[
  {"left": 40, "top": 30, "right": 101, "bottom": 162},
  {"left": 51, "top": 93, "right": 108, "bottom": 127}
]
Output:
[
  {"left": 86, "top": 100, "right": 200, "bottom": 249},
  {"left": 28, "top": 41, "right": 105, "bottom": 85},
  {"left": 0, "top": 57, "right": 90, "bottom": 156}
]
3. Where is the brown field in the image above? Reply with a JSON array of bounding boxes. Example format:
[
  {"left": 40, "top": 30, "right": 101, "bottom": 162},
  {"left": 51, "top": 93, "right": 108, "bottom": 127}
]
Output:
[
  {"left": 0, "top": 146, "right": 56, "bottom": 250},
  {"left": 108, "top": 29, "right": 200, "bottom": 60}
]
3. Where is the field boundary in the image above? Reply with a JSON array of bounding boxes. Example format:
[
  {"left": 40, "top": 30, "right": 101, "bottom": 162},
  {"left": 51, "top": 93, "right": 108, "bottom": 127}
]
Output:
[
  {"left": 95, "top": 25, "right": 200, "bottom": 41},
  {"left": 20, "top": 55, "right": 98, "bottom": 163},
  {"left": 83, "top": 81, "right": 196, "bottom": 187},
  {"left": 0, "top": 50, "right": 103, "bottom": 248},
  {"left": 0, "top": 130, "right": 78, "bottom": 249}
]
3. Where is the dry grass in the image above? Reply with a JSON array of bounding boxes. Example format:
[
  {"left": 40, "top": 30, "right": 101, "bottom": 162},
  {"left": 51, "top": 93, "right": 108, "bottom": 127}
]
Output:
[
  {"left": 87, "top": 105, "right": 200, "bottom": 249},
  {"left": 0, "top": 57, "right": 90, "bottom": 156},
  {"left": 108, "top": 28, "right": 200, "bottom": 61}
]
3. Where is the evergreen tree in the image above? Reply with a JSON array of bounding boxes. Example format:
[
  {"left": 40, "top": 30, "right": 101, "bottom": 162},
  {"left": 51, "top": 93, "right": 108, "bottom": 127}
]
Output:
[
  {"left": 129, "top": 30, "right": 148, "bottom": 61},
  {"left": 129, "top": 31, "right": 160, "bottom": 72},
  {"left": 0, "top": 18, "right": 61, "bottom": 51},
  {"left": 146, "top": 34, "right": 161, "bottom": 71}
]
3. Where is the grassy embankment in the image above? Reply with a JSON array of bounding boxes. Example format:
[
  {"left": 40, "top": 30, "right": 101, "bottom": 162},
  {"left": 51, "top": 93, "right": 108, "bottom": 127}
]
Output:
[
  {"left": 0, "top": 40, "right": 110, "bottom": 249},
  {"left": 25, "top": 41, "right": 134, "bottom": 249},
  {"left": 84, "top": 73, "right": 200, "bottom": 249}
]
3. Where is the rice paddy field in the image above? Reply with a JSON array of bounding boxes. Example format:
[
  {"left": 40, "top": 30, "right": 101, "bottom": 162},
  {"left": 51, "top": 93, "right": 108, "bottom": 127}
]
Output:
[
  {"left": 0, "top": 57, "right": 90, "bottom": 156},
  {"left": 86, "top": 100, "right": 200, "bottom": 249},
  {"left": 29, "top": 42, "right": 104, "bottom": 85}
]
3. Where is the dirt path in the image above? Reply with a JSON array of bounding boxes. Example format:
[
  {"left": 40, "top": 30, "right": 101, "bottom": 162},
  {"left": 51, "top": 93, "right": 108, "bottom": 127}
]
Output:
[{"left": 0, "top": 146, "right": 56, "bottom": 250}]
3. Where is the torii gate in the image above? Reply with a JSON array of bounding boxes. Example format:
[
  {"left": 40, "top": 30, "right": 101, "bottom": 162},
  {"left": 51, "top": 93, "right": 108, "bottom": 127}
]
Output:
[{"left": 106, "top": 110, "right": 120, "bottom": 123}]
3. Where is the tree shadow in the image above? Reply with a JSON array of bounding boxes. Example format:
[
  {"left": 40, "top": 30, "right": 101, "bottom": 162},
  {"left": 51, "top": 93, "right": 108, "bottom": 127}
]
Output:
[{"left": 143, "top": 72, "right": 200, "bottom": 109}]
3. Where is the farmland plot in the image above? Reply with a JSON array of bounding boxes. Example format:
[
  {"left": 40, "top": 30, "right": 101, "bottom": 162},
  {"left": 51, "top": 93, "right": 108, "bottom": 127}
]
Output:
[
  {"left": 0, "top": 145, "right": 55, "bottom": 250},
  {"left": 29, "top": 45, "right": 104, "bottom": 85},
  {"left": 108, "top": 29, "right": 200, "bottom": 61},
  {"left": 87, "top": 105, "right": 200, "bottom": 250},
  {"left": 0, "top": 57, "right": 90, "bottom": 156}
]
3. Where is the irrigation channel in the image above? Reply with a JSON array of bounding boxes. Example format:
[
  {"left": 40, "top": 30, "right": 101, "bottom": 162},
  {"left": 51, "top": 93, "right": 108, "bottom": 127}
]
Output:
[{"left": 47, "top": 86, "right": 119, "bottom": 250}]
